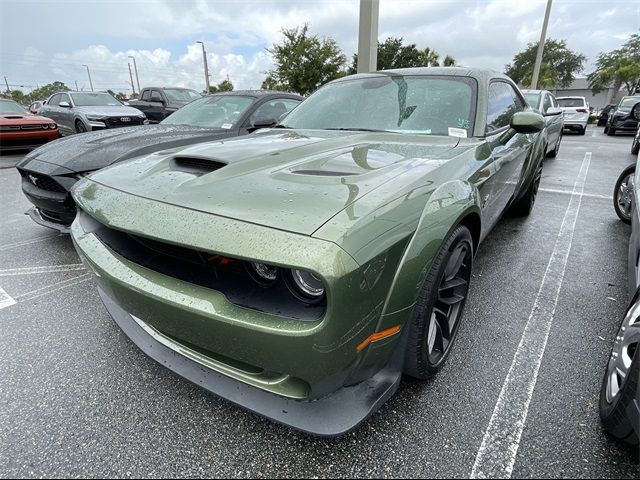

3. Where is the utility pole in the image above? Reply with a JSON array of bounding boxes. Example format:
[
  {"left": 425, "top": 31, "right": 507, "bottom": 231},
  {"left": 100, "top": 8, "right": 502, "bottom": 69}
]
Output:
[
  {"left": 128, "top": 63, "right": 136, "bottom": 95},
  {"left": 82, "top": 64, "right": 94, "bottom": 92},
  {"left": 75, "top": 80, "right": 79, "bottom": 91},
  {"left": 4, "top": 76, "right": 10, "bottom": 94},
  {"left": 197, "top": 41, "right": 211, "bottom": 93},
  {"left": 129, "top": 56, "right": 140, "bottom": 93},
  {"left": 357, "top": 0, "right": 379, "bottom": 73},
  {"left": 531, "top": 0, "right": 553, "bottom": 90}
]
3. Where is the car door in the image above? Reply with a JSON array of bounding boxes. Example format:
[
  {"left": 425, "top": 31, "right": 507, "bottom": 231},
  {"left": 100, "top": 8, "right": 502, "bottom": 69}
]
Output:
[
  {"left": 481, "top": 81, "right": 532, "bottom": 229},
  {"left": 56, "top": 93, "right": 75, "bottom": 133},
  {"left": 147, "top": 89, "right": 165, "bottom": 123},
  {"left": 42, "top": 94, "right": 62, "bottom": 129}
]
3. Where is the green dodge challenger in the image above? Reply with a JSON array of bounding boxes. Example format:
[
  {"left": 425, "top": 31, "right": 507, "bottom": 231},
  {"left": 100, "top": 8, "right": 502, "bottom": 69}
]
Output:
[{"left": 70, "top": 68, "right": 545, "bottom": 435}]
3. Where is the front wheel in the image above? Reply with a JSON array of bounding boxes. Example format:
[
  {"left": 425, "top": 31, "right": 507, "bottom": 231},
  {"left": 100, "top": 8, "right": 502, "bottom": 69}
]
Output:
[
  {"left": 614, "top": 165, "right": 635, "bottom": 224},
  {"left": 607, "top": 127, "right": 616, "bottom": 136},
  {"left": 403, "top": 225, "right": 473, "bottom": 380},
  {"left": 75, "top": 120, "right": 87, "bottom": 133},
  {"left": 510, "top": 161, "right": 543, "bottom": 216},
  {"left": 599, "top": 296, "right": 640, "bottom": 445}
]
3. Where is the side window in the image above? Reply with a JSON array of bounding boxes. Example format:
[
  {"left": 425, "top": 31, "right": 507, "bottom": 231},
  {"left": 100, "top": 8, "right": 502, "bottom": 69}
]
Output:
[
  {"left": 549, "top": 95, "right": 558, "bottom": 108},
  {"left": 250, "top": 99, "right": 301, "bottom": 124},
  {"left": 542, "top": 94, "right": 553, "bottom": 113},
  {"left": 141, "top": 90, "right": 150, "bottom": 101},
  {"left": 486, "top": 82, "right": 518, "bottom": 133},
  {"left": 59, "top": 93, "right": 70, "bottom": 105},
  {"left": 150, "top": 90, "right": 163, "bottom": 102},
  {"left": 48, "top": 94, "right": 60, "bottom": 107}
]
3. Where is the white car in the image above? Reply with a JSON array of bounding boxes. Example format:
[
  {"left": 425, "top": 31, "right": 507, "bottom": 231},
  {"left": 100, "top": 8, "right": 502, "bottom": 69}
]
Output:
[{"left": 557, "top": 96, "right": 590, "bottom": 135}]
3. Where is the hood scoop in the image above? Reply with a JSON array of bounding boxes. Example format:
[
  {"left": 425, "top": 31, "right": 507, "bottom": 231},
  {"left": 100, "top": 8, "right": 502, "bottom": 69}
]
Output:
[
  {"left": 2, "top": 115, "right": 24, "bottom": 119},
  {"left": 292, "top": 169, "right": 357, "bottom": 177},
  {"left": 171, "top": 156, "right": 227, "bottom": 174}
]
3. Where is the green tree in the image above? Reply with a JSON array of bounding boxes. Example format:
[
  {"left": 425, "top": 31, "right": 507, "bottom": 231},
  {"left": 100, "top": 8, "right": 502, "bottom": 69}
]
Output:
[
  {"left": 209, "top": 79, "right": 234, "bottom": 93},
  {"left": 443, "top": 55, "right": 457, "bottom": 67},
  {"left": 24, "top": 81, "right": 70, "bottom": 104},
  {"left": 9, "top": 89, "right": 27, "bottom": 105},
  {"left": 588, "top": 32, "right": 640, "bottom": 97},
  {"left": 420, "top": 47, "right": 440, "bottom": 67},
  {"left": 260, "top": 74, "right": 287, "bottom": 91},
  {"left": 505, "top": 39, "right": 586, "bottom": 88},
  {"left": 265, "top": 24, "right": 347, "bottom": 95}
]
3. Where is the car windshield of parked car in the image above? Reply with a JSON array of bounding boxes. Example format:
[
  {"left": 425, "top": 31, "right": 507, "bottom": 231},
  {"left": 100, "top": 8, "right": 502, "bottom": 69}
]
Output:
[
  {"left": 161, "top": 95, "right": 254, "bottom": 128},
  {"left": 0, "top": 101, "right": 27, "bottom": 114},
  {"left": 523, "top": 93, "right": 540, "bottom": 109},
  {"left": 619, "top": 97, "right": 640, "bottom": 109},
  {"left": 70, "top": 93, "right": 122, "bottom": 107},
  {"left": 281, "top": 75, "right": 476, "bottom": 136},
  {"left": 164, "top": 89, "right": 201, "bottom": 103},
  {"left": 557, "top": 98, "right": 585, "bottom": 108}
]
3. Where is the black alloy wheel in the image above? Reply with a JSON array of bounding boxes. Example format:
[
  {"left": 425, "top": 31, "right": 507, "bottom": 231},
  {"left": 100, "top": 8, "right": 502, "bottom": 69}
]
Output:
[
  {"left": 75, "top": 120, "right": 87, "bottom": 133},
  {"left": 614, "top": 165, "right": 635, "bottom": 224},
  {"left": 404, "top": 225, "right": 473, "bottom": 379},
  {"left": 511, "top": 161, "right": 543, "bottom": 216}
]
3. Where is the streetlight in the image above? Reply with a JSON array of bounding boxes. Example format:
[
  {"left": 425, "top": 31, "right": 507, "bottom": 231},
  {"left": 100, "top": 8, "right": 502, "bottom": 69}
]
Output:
[
  {"left": 82, "top": 64, "right": 94, "bottom": 92},
  {"left": 128, "top": 62, "right": 136, "bottom": 95},
  {"left": 531, "top": 0, "right": 553, "bottom": 89},
  {"left": 128, "top": 55, "right": 140, "bottom": 93},
  {"left": 196, "top": 41, "right": 211, "bottom": 93}
]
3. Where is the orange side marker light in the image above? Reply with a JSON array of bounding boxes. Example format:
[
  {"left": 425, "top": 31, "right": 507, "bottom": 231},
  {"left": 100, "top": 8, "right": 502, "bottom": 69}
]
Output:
[{"left": 356, "top": 325, "right": 401, "bottom": 352}]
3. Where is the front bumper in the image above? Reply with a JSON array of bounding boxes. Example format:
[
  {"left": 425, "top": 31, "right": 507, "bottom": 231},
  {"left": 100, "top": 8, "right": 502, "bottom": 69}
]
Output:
[
  {"left": 0, "top": 130, "right": 59, "bottom": 151},
  {"left": 18, "top": 169, "right": 76, "bottom": 231}
]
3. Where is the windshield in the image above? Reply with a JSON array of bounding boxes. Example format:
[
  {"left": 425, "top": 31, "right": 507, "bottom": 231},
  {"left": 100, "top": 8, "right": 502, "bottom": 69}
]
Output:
[
  {"left": 282, "top": 75, "right": 477, "bottom": 136},
  {"left": 523, "top": 93, "right": 540, "bottom": 109},
  {"left": 557, "top": 98, "right": 585, "bottom": 108},
  {"left": 70, "top": 93, "right": 122, "bottom": 107},
  {"left": 619, "top": 97, "right": 640, "bottom": 109},
  {"left": 164, "top": 89, "right": 201, "bottom": 103},
  {"left": 0, "top": 101, "right": 27, "bottom": 114},
  {"left": 161, "top": 95, "right": 254, "bottom": 128}
]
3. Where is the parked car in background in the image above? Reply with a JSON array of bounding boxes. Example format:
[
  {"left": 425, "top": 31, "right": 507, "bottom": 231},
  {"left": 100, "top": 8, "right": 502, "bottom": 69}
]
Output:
[
  {"left": 557, "top": 96, "right": 590, "bottom": 135},
  {"left": 69, "top": 68, "right": 546, "bottom": 435},
  {"left": 39, "top": 91, "right": 147, "bottom": 135},
  {"left": 128, "top": 87, "right": 202, "bottom": 123},
  {"left": 522, "top": 89, "right": 564, "bottom": 157},
  {"left": 598, "top": 104, "right": 616, "bottom": 126},
  {"left": 632, "top": 124, "right": 639, "bottom": 155},
  {"left": 17, "top": 90, "right": 302, "bottom": 232},
  {"left": 605, "top": 96, "right": 640, "bottom": 136},
  {"left": 0, "top": 98, "right": 58, "bottom": 152},
  {"left": 27, "top": 100, "right": 45, "bottom": 115}
]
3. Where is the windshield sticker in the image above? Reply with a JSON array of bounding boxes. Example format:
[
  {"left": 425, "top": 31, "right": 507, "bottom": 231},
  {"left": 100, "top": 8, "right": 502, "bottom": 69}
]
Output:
[
  {"left": 448, "top": 127, "right": 468, "bottom": 138},
  {"left": 221, "top": 123, "right": 233, "bottom": 129}
]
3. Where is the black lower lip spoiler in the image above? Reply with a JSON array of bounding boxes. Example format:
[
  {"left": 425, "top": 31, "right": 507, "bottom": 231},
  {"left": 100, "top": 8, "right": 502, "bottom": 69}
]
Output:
[{"left": 97, "top": 286, "right": 405, "bottom": 437}]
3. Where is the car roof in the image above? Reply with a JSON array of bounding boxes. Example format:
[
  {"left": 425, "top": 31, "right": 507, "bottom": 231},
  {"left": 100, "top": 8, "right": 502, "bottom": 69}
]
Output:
[{"left": 206, "top": 90, "right": 304, "bottom": 99}]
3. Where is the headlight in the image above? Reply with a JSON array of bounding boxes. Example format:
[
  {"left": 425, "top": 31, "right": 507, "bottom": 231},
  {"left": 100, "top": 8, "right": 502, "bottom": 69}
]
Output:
[
  {"left": 86, "top": 116, "right": 105, "bottom": 122},
  {"left": 289, "top": 269, "right": 325, "bottom": 300},
  {"left": 249, "top": 262, "right": 279, "bottom": 286}
]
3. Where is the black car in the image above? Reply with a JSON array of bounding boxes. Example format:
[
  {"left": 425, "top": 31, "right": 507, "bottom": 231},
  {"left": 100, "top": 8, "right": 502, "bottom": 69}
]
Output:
[
  {"left": 605, "top": 96, "right": 640, "bottom": 136},
  {"left": 16, "top": 90, "right": 303, "bottom": 232},
  {"left": 127, "top": 87, "right": 202, "bottom": 123},
  {"left": 597, "top": 104, "right": 615, "bottom": 126}
]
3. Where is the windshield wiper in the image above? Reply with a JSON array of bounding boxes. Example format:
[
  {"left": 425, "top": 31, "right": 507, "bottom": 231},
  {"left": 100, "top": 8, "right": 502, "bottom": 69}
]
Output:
[
  {"left": 272, "top": 124, "right": 291, "bottom": 129},
  {"left": 325, "top": 127, "right": 392, "bottom": 133}
]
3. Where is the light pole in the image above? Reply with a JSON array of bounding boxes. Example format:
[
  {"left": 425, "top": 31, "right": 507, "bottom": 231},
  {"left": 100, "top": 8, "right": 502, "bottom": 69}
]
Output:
[
  {"left": 128, "top": 62, "right": 136, "bottom": 95},
  {"left": 531, "top": 0, "right": 553, "bottom": 89},
  {"left": 357, "top": 0, "right": 379, "bottom": 73},
  {"left": 82, "top": 64, "right": 94, "bottom": 92},
  {"left": 196, "top": 41, "right": 211, "bottom": 93},
  {"left": 4, "top": 76, "right": 10, "bottom": 94},
  {"left": 128, "top": 55, "right": 140, "bottom": 93}
]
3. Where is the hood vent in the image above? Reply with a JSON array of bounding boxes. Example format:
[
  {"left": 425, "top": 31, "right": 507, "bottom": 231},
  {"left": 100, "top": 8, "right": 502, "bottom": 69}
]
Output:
[
  {"left": 171, "top": 156, "right": 227, "bottom": 174},
  {"left": 292, "top": 169, "right": 357, "bottom": 177}
]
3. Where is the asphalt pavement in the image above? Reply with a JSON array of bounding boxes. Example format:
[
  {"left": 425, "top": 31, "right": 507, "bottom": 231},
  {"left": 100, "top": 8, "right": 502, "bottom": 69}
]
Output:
[{"left": 0, "top": 126, "right": 638, "bottom": 478}]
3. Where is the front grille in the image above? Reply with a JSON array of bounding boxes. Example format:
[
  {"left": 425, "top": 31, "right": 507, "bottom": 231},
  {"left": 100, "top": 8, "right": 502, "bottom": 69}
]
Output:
[
  {"left": 23, "top": 172, "right": 66, "bottom": 193},
  {"left": 20, "top": 125, "right": 45, "bottom": 130},
  {"left": 81, "top": 212, "right": 325, "bottom": 321},
  {"left": 106, "top": 116, "right": 144, "bottom": 127}
]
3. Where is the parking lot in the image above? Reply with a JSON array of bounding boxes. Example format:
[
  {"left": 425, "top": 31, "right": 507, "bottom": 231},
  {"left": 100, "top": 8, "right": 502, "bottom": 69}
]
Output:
[{"left": 0, "top": 127, "right": 638, "bottom": 477}]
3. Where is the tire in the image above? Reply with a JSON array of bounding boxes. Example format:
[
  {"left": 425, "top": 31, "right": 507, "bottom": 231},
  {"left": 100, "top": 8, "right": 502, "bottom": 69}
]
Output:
[
  {"left": 547, "top": 132, "right": 562, "bottom": 158},
  {"left": 510, "top": 160, "right": 543, "bottom": 216},
  {"left": 607, "top": 127, "right": 616, "bottom": 136},
  {"left": 599, "top": 299, "right": 640, "bottom": 445},
  {"left": 632, "top": 136, "right": 639, "bottom": 155},
  {"left": 604, "top": 126, "right": 609, "bottom": 134},
  {"left": 579, "top": 126, "right": 587, "bottom": 135},
  {"left": 613, "top": 165, "right": 635, "bottom": 224},
  {"left": 403, "top": 225, "right": 473, "bottom": 380},
  {"left": 75, "top": 120, "right": 87, "bottom": 133}
]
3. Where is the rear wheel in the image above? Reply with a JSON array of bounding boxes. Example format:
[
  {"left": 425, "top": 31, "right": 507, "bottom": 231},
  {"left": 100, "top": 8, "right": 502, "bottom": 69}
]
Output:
[
  {"left": 403, "top": 225, "right": 473, "bottom": 380},
  {"left": 614, "top": 165, "right": 635, "bottom": 224},
  {"left": 607, "top": 127, "right": 616, "bottom": 136},
  {"left": 599, "top": 297, "right": 640, "bottom": 445},
  {"left": 579, "top": 126, "right": 587, "bottom": 135},
  {"left": 632, "top": 136, "right": 639, "bottom": 155},
  {"left": 75, "top": 120, "right": 87, "bottom": 133},
  {"left": 510, "top": 161, "right": 543, "bottom": 216}
]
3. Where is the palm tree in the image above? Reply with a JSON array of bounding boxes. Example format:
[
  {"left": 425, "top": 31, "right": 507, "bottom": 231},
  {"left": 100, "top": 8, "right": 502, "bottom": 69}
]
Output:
[{"left": 421, "top": 48, "right": 440, "bottom": 67}]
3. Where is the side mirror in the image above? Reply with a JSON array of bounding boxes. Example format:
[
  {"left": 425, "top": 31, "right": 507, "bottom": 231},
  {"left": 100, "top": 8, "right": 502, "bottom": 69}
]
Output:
[
  {"left": 59, "top": 101, "right": 71, "bottom": 108},
  {"left": 545, "top": 107, "right": 562, "bottom": 116},
  {"left": 251, "top": 117, "right": 277, "bottom": 130},
  {"left": 510, "top": 111, "right": 544, "bottom": 134},
  {"left": 631, "top": 103, "right": 640, "bottom": 121}
]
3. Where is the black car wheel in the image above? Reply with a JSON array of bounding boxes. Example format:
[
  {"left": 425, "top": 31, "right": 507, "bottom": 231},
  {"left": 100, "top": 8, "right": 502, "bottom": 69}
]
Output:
[
  {"left": 579, "top": 126, "right": 587, "bottom": 135},
  {"left": 632, "top": 136, "right": 639, "bottom": 155},
  {"left": 403, "top": 225, "right": 473, "bottom": 379},
  {"left": 614, "top": 165, "right": 635, "bottom": 224},
  {"left": 599, "top": 295, "right": 640, "bottom": 445},
  {"left": 75, "top": 120, "right": 87, "bottom": 133},
  {"left": 547, "top": 132, "right": 562, "bottom": 158},
  {"left": 510, "top": 161, "right": 543, "bottom": 216},
  {"left": 607, "top": 127, "right": 616, "bottom": 136}
]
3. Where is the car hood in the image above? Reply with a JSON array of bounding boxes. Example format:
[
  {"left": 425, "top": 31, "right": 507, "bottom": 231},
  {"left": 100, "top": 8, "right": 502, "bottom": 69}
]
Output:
[
  {"left": 74, "top": 105, "right": 144, "bottom": 117},
  {"left": 17, "top": 124, "right": 232, "bottom": 174},
  {"left": 83, "top": 129, "right": 462, "bottom": 235},
  {"left": 0, "top": 113, "right": 55, "bottom": 125}
]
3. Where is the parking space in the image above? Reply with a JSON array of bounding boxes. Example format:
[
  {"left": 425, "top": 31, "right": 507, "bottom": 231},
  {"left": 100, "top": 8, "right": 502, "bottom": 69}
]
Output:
[{"left": 0, "top": 127, "right": 638, "bottom": 477}]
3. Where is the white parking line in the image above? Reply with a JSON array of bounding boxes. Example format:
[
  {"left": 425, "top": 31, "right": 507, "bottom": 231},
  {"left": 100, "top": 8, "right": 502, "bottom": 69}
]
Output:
[
  {"left": 471, "top": 152, "right": 592, "bottom": 479},
  {"left": 0, "top": 264, "right": 85, "bottom": 276},
  {"left": 14, "top": 273, "right": 92, "bottom": 302},
  {"left": 538, "top": 187, "right": 609, "bottom": 200},
  {"left": 0, "top": 235, "right": 59, "bottom": 252},
  {"left": 0, "top": 287, "right": 17, "bottom": 310}
]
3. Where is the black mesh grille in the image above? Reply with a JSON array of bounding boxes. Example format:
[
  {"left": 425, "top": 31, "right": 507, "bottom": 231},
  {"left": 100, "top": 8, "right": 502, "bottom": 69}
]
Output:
[
  {"left": 24, "top": 172, "right": 66, "bottom": 193},
  {"left": 172, "top": 157, "right": 227, "bottom": 173}
]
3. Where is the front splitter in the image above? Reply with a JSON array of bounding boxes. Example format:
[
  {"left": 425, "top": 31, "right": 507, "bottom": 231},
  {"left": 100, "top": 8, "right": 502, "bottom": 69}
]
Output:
[{"left": 98, "top": 286, "right": 403, "bottom": 437}]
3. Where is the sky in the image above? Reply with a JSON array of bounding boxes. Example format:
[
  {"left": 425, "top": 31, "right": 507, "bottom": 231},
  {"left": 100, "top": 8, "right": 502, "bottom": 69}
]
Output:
[{"left": 0, "top": 0, "right": 638, "bottom": 95}]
